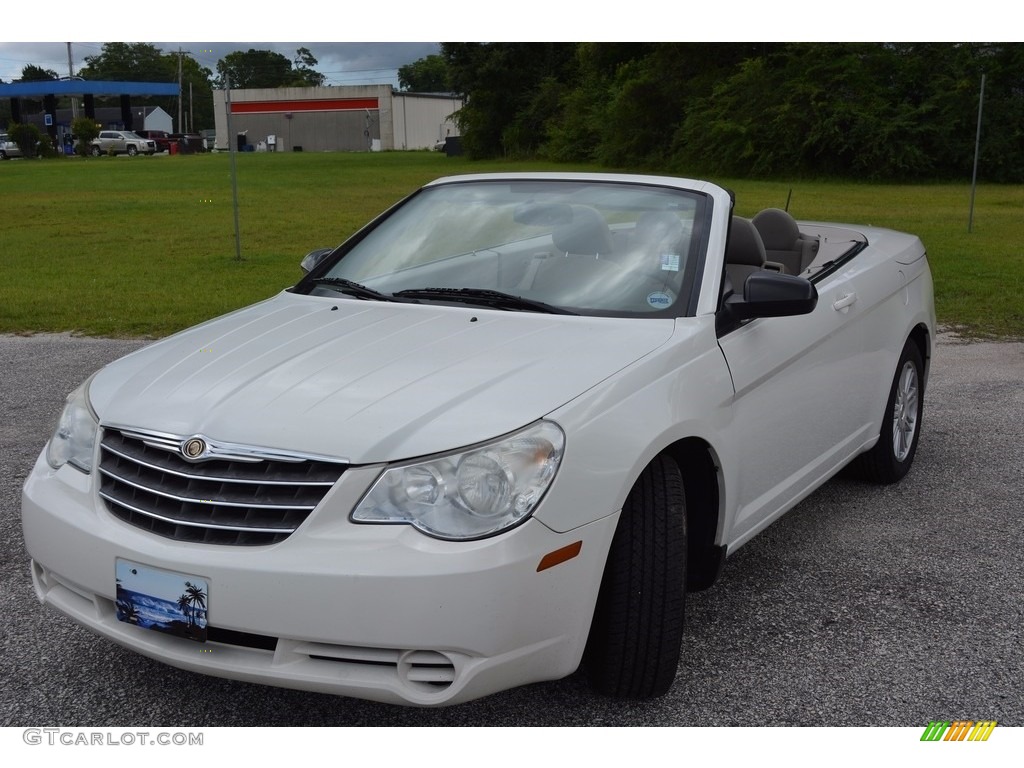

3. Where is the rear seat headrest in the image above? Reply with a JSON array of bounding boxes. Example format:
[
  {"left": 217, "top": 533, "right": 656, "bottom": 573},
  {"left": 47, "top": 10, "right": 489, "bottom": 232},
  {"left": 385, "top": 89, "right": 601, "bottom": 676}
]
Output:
[{"left": 751, "top": 208, "right": 800, "bottom": 250}]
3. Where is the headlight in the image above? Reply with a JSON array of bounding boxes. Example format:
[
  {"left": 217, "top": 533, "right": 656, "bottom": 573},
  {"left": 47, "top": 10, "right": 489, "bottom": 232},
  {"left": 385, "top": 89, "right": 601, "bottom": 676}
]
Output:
[
  {"left": 46, "top": 378, "right": 99, "bottom": 473},
  {"left": 352, "top": 421, "right": 565, "bottom": 540}
]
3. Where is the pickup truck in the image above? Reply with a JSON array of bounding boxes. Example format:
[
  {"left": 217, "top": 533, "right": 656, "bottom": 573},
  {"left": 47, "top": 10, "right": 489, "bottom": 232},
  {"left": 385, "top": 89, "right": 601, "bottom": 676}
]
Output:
[{"left": 89, "top": 130, "right": 157, "bottom": 156}]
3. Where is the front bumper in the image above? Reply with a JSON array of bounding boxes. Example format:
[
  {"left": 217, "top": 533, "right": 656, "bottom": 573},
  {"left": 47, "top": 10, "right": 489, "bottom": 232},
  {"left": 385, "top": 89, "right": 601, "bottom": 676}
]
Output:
[{"left": 22, "top": 451, "right": 617, "bottom": 706}]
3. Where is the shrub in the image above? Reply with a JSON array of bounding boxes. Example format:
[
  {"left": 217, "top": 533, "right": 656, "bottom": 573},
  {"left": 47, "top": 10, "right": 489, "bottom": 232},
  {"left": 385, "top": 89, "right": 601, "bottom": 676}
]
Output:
[
  {"left": 37, "top": 135, "right": 57, "bottom": 158},
  {"left": 71, "top": 117, "right": 100, "bottom": 157},
  {"left": 8, "top": 122, "right": 42, "bottom": 158}
]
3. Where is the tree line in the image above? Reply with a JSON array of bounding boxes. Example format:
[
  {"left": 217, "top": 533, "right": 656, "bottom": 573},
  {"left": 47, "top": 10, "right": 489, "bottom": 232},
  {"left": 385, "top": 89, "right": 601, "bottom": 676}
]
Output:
[
  {"left": 432, "top": 43, "right": 1024, "bottom": 182},
  {"left": 6, "top": 42, "right": 1021, "bottom": 181}
]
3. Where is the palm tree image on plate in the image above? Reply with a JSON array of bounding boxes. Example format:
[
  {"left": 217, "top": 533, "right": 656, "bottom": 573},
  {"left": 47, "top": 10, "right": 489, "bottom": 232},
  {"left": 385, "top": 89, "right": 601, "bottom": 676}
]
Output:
[
  {"left": 114, "top": 560, "right": 209, "bottom": 642},
  {"left": 116, "top": 596, "right": 140, "bottom": 624},
  {"left": 177, "top": 581, "right": 208, "bottom": 639}
]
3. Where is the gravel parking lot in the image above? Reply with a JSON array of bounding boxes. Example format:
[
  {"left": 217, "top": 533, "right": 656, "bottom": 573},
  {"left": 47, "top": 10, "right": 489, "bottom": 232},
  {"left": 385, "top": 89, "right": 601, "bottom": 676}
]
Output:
[{"left": 1, "top": 331, "right": 1021, "bottom": 727}]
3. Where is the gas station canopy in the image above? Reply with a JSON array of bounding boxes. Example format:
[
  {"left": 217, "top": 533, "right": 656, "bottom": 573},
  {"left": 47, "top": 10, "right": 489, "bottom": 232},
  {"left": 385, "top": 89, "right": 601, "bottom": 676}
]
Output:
[{"left": 0, "top": 80, "right": 179, "bottom": 98}]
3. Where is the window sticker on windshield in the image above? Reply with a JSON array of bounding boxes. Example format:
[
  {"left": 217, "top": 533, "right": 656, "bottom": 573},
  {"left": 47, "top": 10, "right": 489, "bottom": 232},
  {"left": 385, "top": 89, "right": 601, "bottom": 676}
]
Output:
[
  {"left": 660, "top": 253, "right": 681, "bottom": 272},
  {"left": 647, "top": 291, "right": 672, "bottom": 309}
]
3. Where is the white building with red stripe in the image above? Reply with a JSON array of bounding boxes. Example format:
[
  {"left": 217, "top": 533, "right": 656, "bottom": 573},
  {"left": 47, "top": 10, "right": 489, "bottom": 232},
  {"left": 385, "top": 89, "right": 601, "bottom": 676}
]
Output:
[{"left": 212, "top": 85, "right": 461, "bottom": 152}]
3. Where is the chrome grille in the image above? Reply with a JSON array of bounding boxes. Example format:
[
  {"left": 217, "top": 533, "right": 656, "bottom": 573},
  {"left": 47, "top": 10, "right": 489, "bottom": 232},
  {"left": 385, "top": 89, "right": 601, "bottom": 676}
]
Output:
[{"left": 98, "top": 429, "right": 345, "bottom": 546}]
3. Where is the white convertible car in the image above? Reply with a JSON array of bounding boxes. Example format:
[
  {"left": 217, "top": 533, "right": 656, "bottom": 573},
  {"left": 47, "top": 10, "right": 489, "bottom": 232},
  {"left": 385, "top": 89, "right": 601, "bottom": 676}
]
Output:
[{"left": 22, "top": 173, "right": 935, "bottom": 706}]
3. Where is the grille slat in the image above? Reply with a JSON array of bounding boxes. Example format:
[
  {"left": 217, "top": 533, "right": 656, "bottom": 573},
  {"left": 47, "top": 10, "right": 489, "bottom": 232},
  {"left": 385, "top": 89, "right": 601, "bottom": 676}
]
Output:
[
  {"left": 97, "top": 491, "right": 294, "bottom": 533},
  {"left": 98, "top": 466, "right": 319, "bottom": 510},
  {"left": 99, "top": 429, "right": 346, "bottom": 546},
  {"left": 100, "top": 442, "right": 336, "bottom": 486}
]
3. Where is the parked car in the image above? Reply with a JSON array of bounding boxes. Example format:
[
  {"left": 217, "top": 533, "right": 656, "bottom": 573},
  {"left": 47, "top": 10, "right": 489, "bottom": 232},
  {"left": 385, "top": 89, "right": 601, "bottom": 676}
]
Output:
[
  {"left": 0, "top": 132, "right": 23, "bottom": 159},
  {"left": 22, "top": 172, "right": 935, "bottom": 707},
  {"left": 89, "top": 130, "right": 156, "bottom": 156},
  {"left": 135, "top": 130, "right": 174, "bottom": 152}
]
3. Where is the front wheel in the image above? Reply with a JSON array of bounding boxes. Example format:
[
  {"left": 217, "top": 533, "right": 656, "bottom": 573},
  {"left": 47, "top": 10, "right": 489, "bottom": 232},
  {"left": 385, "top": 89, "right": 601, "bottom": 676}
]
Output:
[
  {"left": 584, "top": 454, "right": 687, "bottom": 698},
  {"left": 127, "top": 145, "right": 138, "bottom": 156},
  {"left": 853, "top": 339, "right": 925, "bottom": 483}
]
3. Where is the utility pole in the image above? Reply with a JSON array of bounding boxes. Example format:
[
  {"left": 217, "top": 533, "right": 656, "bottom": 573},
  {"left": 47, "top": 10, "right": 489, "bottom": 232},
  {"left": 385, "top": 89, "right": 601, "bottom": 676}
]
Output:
[
  {"left": 177, "top": 48, "right": 184, "bottom": 133},
  {"left": 174, "top": 48, "right": 195, "bottom": 133},
  {"left": 66, "top": 42, "right": 77, "bottom": 119}
]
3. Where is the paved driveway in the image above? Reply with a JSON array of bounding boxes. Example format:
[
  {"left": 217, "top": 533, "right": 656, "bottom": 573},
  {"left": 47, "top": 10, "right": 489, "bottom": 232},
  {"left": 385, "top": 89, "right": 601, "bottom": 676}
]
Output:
[{"left": 1, "top": 332, "right": 1021, "bottom": 726}]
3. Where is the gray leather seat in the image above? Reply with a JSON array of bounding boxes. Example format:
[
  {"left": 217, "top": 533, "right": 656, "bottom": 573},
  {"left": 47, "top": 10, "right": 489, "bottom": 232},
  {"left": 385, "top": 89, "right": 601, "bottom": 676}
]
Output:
[
  {"left": 751, "top": 208, "right": 819, "bottom": 274},
  {"left": 525, "top": 206, "right": 616, "bottom": 302},
  {"left": 725, "top": 216, "right": 766, "bottom": 289}
]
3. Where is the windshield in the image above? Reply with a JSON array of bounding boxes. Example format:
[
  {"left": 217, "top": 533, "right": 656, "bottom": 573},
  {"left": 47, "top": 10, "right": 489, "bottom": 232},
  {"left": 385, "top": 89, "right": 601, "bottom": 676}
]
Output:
[{"left": 305, "top": 179, "right": 709, "bottom": 317}]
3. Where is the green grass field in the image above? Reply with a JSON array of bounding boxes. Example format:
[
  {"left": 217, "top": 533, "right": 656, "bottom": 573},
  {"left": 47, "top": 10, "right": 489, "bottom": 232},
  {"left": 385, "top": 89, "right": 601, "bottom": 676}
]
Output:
[{"left": 2, "top": 151, "right": 1021, "bottom": 338}]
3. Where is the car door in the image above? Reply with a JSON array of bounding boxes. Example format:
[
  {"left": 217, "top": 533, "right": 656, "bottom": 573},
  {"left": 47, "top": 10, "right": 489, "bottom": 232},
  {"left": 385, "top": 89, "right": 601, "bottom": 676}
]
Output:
[{"left": 717, "top": 258, "right": 877, "bottom": 547}]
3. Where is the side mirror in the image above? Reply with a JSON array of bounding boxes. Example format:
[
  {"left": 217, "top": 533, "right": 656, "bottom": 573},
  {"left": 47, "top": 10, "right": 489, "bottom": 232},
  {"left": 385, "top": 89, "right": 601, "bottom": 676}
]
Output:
[
  {"left": 300, "top": 247, "right": 334, "bottom": 273},
  {"left": 725, "top": 271, "right": 818, "bottom": 320}
]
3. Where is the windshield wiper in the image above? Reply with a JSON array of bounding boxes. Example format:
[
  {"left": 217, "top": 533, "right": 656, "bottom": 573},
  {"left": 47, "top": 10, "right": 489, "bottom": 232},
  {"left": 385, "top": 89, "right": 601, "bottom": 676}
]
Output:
[
  {"left": 313, "top": 277, "right": 397, "bottom": 302},
  {"left": 392, "top": 287, "right": 578, "bottom": 315}
]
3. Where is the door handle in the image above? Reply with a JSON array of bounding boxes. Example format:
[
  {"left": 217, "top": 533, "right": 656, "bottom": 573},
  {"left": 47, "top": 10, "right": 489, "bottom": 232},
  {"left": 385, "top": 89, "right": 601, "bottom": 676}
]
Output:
[{"left": 832, "top": 292, "right": 858, "bottom": 312}]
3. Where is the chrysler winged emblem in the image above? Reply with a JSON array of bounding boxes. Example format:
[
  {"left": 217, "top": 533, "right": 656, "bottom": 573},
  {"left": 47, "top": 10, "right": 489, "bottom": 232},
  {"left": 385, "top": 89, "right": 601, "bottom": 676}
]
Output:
[{"left": 181, "top": 437, "right": 207, "bottom": 460}]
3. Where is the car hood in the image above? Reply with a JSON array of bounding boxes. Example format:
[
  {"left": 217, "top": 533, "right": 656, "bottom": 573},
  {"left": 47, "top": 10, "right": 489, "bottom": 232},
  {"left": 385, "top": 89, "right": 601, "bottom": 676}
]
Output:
[{"left": 90, "top": 292, "right": 675, "bottom": 463}]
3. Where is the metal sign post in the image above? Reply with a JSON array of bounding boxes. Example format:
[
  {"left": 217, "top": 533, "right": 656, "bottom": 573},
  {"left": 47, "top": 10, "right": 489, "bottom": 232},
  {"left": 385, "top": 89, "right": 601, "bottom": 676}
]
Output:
[
  {"left": 224, "top": 74, "right": 243, "bottom": 261},
  {"left": 968, "top": 73, "right": 985, "bottom": 234}
]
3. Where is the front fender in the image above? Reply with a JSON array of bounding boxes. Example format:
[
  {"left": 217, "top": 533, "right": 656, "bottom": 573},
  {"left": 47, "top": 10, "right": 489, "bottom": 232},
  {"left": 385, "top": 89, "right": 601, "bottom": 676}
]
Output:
[{"left": 537, "top": 316, "right": 734, "bottom": 536}]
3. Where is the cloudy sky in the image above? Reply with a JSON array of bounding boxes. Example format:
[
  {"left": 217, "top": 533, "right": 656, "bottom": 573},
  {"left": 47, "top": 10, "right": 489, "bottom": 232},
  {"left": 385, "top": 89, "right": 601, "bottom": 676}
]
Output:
[
  {"left": 0, "top": 41, "right": 441, "bottom": 88},
  {"left": 0, "top": 10, "right": 466, "bottom": 86},
  {"left": 0, "top": 10, "right": 996, "bottom": 86}
]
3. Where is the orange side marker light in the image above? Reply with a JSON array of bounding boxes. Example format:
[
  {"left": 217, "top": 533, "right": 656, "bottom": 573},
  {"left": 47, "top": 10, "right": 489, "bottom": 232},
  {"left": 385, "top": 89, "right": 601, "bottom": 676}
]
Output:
[{"left": 537, "top": 541, "right": 582, "bottom": 572}]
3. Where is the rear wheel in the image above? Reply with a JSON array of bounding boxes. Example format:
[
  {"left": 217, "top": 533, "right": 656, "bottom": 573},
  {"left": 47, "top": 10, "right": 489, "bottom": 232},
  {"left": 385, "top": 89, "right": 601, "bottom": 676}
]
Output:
[
  {"left": 90, "top": 145, "right": 101, "bottom": 157},
  {"left": 852, "top": 339, "right": 924, "bottom": 483},
  {"left": 584, "top": 454, "right": 687, "bottom": 698}
]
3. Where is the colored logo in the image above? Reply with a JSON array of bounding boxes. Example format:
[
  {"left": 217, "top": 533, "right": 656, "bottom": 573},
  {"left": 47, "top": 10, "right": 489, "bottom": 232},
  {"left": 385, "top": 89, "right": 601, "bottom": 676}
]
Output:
[{"left": 920, "top": 721, "right": 997, "bottom": 742}]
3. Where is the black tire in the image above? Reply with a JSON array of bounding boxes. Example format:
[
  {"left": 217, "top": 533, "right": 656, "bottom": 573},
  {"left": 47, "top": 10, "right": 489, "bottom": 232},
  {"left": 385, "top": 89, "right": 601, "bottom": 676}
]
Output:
[
  {"left": 584, "top": 454, "right": 687, "bottom": 698},
  {"left": 0, "top": 150, "right": 8, "bottom": 160},
  {"left": 90, "top": 145, "right": 101, "bottom": 157},
  {"left": 127, "top": 145, "right": 138, "bottom": 156},
  {"left": 852, "top": 339, "right": 925, "bottom": 484}
]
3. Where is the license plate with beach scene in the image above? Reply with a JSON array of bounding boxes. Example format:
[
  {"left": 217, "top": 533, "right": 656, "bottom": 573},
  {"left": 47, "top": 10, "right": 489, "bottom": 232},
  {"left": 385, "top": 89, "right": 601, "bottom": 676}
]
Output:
[{"left": 115, "top": 559, "right": 209, "bottom": 642}]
